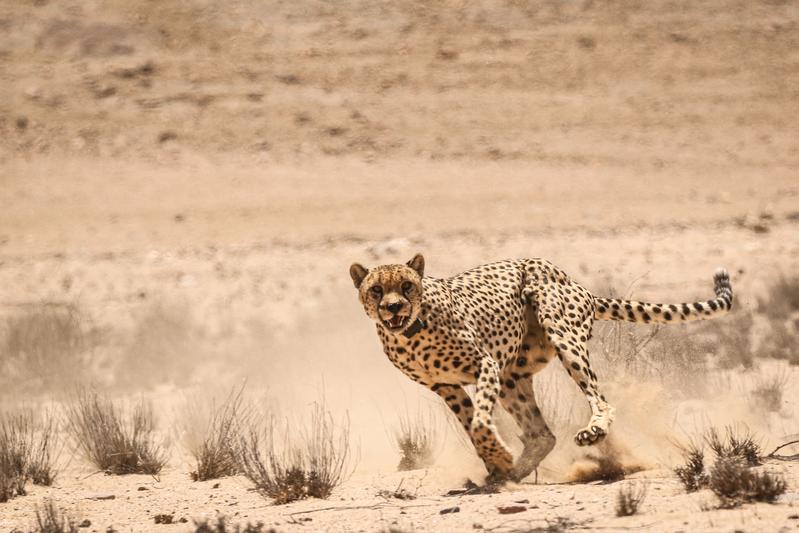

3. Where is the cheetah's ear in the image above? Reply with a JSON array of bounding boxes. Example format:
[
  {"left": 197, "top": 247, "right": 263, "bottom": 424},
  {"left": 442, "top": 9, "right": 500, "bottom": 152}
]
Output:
[
  {"left": 349, "top": 263, "right": 369, "bottom": 288},
  {"left": 406, "top": 253, "right": 425, "bottom": 278}
]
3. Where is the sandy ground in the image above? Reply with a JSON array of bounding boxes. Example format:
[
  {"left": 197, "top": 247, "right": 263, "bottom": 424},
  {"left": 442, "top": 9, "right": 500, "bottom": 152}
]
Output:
[{"left": 1, "top": 0, "right": 799, "bottom": 531}]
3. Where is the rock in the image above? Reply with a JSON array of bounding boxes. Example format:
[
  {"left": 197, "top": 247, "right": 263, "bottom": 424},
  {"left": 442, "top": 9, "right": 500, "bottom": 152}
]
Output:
[
  {"left": 440, "top": 506, "right": 460, "bottom": 515},
  {"left": 85, "top": 493, "right": 115, "bottom": 500},
  {"left": 497, "top": 505, "right": 526, "bottom": 514},
  {"left": 158, "top": 131, "right": 178, "bottom": 143},
  {"left": 154, "top": 514, "right": 173, "bottom": 524}
]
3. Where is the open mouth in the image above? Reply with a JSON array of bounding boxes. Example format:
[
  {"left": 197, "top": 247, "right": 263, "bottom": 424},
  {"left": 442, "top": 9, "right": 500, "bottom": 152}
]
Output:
[{"left": 383, "top": 315, "right": 408, "bottom": 330}]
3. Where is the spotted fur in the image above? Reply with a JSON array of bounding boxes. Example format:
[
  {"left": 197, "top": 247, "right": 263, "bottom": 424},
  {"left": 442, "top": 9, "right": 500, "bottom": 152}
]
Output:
[{"left": 350, "top": 255, "right": 733, "bottom": 481}]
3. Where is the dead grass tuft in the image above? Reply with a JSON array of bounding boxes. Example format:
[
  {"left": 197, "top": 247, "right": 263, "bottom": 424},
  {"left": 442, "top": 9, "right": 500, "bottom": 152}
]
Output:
[
  {"left": 192, "top": 516, "right": 271, "bottom": 533},
  {"left": 238, "top": 402, "right": 352, "bottom": 505},
  {"left": 705, "top": 426, "right": 761, "bottom": 466},
  {"left": 393, "top": 408, "right": 439, "bottom": 471},
  {"left": 31, "top": 500, "right": 80, "bottom": 533},
  {"left": 0, "top": 409, "right": 60, "bottom": 502},
  {"left": 708, "top": 458, "right": 787, "bottom": 508},
  {"left": 674, "top": 440, "right": 710, "bottom": 492},
  {"left": 188, "top": 387, "right": 249, "bottom": 481},
  {"left": 65, "top": 390, "right": 167, "bottom": 475},
  {"left": 615, "top": 482, "right": 647, "bottom": 517},
  {"left": 750, "top": 371, "right": 788, "bottom": 413}
]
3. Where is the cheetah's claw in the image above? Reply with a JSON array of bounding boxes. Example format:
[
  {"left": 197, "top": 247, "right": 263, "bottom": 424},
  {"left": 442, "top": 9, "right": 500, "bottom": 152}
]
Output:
[{"left": 574, "top": 425, "right": 606, "bottom": 446}]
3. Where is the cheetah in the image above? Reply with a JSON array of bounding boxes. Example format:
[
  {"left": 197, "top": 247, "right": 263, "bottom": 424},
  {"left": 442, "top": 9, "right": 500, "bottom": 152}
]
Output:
[{"left": 349, "top": 255, "right": 733, "bottom": 482}]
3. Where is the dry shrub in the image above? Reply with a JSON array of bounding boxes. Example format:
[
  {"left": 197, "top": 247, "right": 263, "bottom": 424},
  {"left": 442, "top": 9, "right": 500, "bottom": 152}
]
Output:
[
  {"left": 674, "top": 440, "right": 710, "bottom": 492},
  {"left": 705, "top": 426, "right": 761, "bottom": 466},
  {"left": 750, "top": 371, "right": 788, "bottom": 413},
  {"left": 65, "top": 390, "right": 167, "bottom": 475},
  {"left": 0, "top": 409, "right": 60, "bottom": 502},
  {"left": 754, "top": 275, "right": 799, "bottom": 365},
  {"left": 709, "top": 458, "right": 787, "bottom": 508},
  {"left": 192, "top": 516, "right": 271, "bottom": 533},
  {"left": 591, "top": 276, "right": 760, "bottom": 384},
  {"left": 0, "top": 303, "right": 93, "bottom": 396},
  {"left": 592, "top": 319, "right": 661, "bottom": 373},
  {"left": 393, "top": 408, "right": 440, "bottom": 471},
  {"left": 758, "top": 275, "right": 799, "bottom": 322},
  {"left": 616, "top": 482, "right": 647, "bottom": 517},
  {"left": 636, "top": 326, "right": 711, "bottom": 397},
  {"left": 238, "top": 402, "right": 352, "bottom": 505},
  {"left": 29, "top": 500, "right": 80, "bottom": 533},
  {"left": 188, "top": 387, "right": 250, "bottom": 481},
  {"left": 591, "top": 318, "right": 711, "bottom": 399},
  {"left": 676, "top": 426, "right": 773, "bottom": 501}
]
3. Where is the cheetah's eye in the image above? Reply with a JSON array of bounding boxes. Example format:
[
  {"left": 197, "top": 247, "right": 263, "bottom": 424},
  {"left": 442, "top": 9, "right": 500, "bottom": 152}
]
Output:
[
  {"left": 370, "top": 285, "right": 383, "bottom": 297},
  {"left": 401, "top": 281, "right": 413, "bottom": 294}
]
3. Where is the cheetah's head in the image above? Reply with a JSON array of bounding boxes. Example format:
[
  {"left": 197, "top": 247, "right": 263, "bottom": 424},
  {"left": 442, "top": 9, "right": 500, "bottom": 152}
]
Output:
[{"left": 349, "top": 253, "right": 424, "bottom": 334}]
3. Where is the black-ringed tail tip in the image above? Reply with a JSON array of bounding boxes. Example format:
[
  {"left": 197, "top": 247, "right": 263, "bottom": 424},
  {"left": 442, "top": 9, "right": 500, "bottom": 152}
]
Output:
[{"left": 594, "top": 267, "right": 733, "bottom": 324}]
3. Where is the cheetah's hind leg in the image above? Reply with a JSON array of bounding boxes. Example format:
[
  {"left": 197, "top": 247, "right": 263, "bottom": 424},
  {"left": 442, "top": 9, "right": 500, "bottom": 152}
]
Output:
[{"left": 499, "top": 349, "right": 556, "bottom": 482}]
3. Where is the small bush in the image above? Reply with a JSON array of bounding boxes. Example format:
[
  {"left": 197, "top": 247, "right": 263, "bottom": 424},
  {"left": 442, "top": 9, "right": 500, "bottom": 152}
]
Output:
[
  {"left": 393, "top": 409, "right": 439, "bottom": 471},
  {"left": 31, "top": 500, "right": 80, "bottom": 533},
  {"left": 705, "top": 426, "right": 761, "bottom": 466},
  {"left": 674, "top": 441, "right": 710, "bottom": 492},
  {"left": 750, "top": 371, "right": 788, "bottom": 413},
  {"left": 192, "top": 516, "right": 271, "bottom": 533},
  {"left": 637, "top": 326, "right": 711, "bottom": 398},
  {"left": 616, "top": 482, "right": 647, "bottom": 517},
  {"left": 0, "top": 409, "right": 60, "bottom": 502},
  {"left": 188, "top": 387, "right": 249, "bottom": 481},
  {"left": 66, "top": 390, "right": 167, "bottom": 475},
  {"left": 709, "top": 458, "right": 787, "bottom": 508},
  {"left": 238, "top": 402, "right": 352, "bottom": 505}
]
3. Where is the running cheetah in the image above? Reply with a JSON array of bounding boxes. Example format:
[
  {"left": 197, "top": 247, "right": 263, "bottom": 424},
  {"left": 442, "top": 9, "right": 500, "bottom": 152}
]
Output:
[{"left": 349, "top": 255, "right": 733, "bottom": 481}]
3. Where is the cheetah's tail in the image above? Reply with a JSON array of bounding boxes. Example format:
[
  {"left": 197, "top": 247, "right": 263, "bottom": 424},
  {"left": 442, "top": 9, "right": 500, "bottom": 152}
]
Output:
[{"left": 593, "top": 268, "right": 733, "bottom": 324}]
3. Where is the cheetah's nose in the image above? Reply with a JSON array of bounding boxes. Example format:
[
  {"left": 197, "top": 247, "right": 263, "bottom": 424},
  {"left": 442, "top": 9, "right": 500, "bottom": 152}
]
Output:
[{"left": 386, "top": 302, "right": 403, "bottom": 314}]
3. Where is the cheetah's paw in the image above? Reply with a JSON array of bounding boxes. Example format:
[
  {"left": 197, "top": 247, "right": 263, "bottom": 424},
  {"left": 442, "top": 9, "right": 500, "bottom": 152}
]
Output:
[{"left": 573, "top": 425, "right": 607, "bottom": 446}]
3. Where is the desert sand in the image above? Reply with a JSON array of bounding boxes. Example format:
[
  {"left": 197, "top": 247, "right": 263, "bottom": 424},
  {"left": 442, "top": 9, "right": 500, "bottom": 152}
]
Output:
[{"left": 1, "top": 1, "right": 798, "bottom": 531}]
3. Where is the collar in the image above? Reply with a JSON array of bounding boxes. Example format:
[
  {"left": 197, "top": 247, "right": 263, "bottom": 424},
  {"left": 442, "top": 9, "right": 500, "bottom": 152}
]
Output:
[{"left": 402, "top": 317, "right": 426, "bottom": 339}]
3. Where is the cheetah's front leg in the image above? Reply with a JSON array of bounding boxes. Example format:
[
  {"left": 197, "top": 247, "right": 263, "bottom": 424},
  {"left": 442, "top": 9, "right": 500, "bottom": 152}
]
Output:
[{"left": 471, "top": 356, "right": 514, "bottom": 479}]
